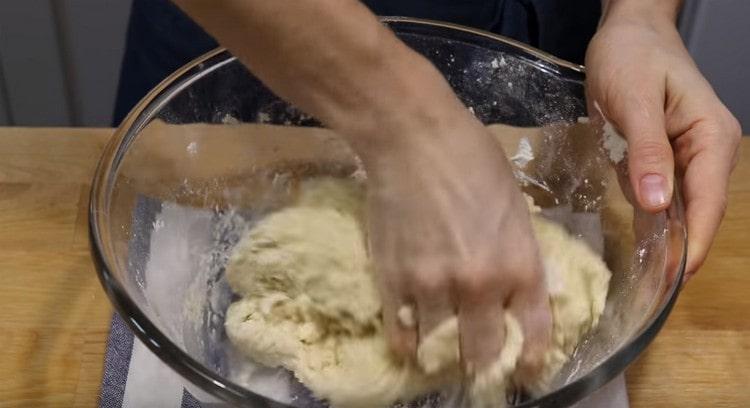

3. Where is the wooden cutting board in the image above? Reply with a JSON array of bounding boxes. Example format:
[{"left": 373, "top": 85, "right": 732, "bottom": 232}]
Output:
[{"left": 0, "top": 126, "right": 747, "bottom": 407}]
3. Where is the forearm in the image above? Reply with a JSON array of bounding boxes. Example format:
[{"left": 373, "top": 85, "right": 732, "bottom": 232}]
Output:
[
  {"left": 173, "top": 0, "right": 464, "bottom": 154},
  {"left": 601, "top": 0, "right": 682, "bottom": 26}
]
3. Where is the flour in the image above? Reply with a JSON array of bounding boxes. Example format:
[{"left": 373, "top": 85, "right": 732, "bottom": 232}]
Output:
[
  {"left": 490, "top": 56, "right": 507, "bottom": 69},
  {"left": 589, "top": 102, "right": 628, "bottom": 163},
  {"left": 602, "top": 121, "right": 627, "bottom": 163},
  {"left": 257, "top": 112, "right": 272, "bottom": 124},
  {"left": 510, "top": 137, "right": 534, "bottom": 169},
  {"left": 186, "top": 141, "right": 198, "bottom": 156},
  {"left": 221, "top": 113, "right": 241, "bottom": 125}
]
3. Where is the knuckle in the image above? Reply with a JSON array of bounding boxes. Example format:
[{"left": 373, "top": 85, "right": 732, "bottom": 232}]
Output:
[
  {"left": 518, "top": 348, "right": 545, "bottom": 374},
  {"left": 727, "top": 115, "right": 742, "bottom": 140},
  {"left": 455, "top": 269, "right": 499, "bottom": 298},
  {"left": 512, "top": 263, "right": 544, "bottom": 291},
  {"left": 725, "top": 115, "right": 743, "bottom": 151},
  {"left": 701, "top": 113, "right": 740, "bottom": 145},
  {"left": 503, "top": 256, "right": 543, "bottom": 292},
  {"left": 701, "top": 121, "right": 725, "bottom": 140},
  {"left": 410, "top": 269, "right": 449, "bottom": 297},
  {"left": 706, "top": 112, "right": 742, "bottom": 170},
  {"left": 632, "top": 139, "right": 672, "bottom": 167},
  {"left": 628, "top": 92, "right": 660, "bottom": 115},
  {"left": 384, "top": 320, "right": 415, "bottom": 358}
]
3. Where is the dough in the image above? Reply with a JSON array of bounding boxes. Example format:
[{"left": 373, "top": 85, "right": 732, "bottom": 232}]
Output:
[{"left": 225, "top": 177, "right": 610, "bottom": 407}]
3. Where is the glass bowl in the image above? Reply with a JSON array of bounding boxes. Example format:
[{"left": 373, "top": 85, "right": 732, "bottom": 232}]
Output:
[{"left": 90, "top": 17, "right": 686, "bottom": 408}]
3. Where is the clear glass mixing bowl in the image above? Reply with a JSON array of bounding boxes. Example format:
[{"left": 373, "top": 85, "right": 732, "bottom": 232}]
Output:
[{"left": 90, "top": 18, "right": 686, "bottom": 408}]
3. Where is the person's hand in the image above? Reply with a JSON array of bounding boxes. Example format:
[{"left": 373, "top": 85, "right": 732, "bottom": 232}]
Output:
[
  {"left": 176, "top": 0, "right": 552, "bottom": 374},
  {"left": 359, "top": 103, "right": 552, "bottom": 378},
  {"left": 585, "top": 6, "right": 742, "bottom": 280}
]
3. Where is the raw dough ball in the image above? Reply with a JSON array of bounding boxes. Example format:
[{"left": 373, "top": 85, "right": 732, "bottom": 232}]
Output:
[{"left": 225, "top": 177, "right": 610, "bottom": 407}]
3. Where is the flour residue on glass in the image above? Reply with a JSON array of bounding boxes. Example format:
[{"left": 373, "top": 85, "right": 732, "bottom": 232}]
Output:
[
  {"left": 186, "top": 141, "right": 198, "bottom": 156},
  {"left": 418, "top": 38, "right": 585, "bottom": 127},
  {"left": 602, "top": 121, "right": 627, "bottom": 163},
  {"left": 510, "top": 137, "right": 534, "bottom": 169},
  {"left": 588, "top": 102, "right": 629, "bottom": 163}
]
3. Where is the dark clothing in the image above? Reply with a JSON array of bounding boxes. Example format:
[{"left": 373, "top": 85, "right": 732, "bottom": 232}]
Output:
[
  {"left": 113, "top": 0, "right": 217, "bottom": 125},
  {"left": 362, "top": 0, "right": 601, "bottom": 64},
  {"left": 113, "top": 0, "right": 600, "bottom": 126}
]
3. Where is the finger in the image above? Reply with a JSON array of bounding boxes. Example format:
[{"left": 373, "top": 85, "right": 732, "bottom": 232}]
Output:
[
  {"left": 456, "top": 283, "right": 504, "bottom": 374},
  {"left": 664, "top": 212, "right": 685, "bottom": 286},
  {"left": 415, "top": 281, "right": 455, "bottom": 343},
  {"left": 670, "top": 92, "right": 742, "bottom": 277},
  {"left": 507, "top": 281, "right": 552, "bottom": 385},
  {"left": 606, "top": 89, "right": 675, "bottom": 212},
  {"left": 409, "top": 272, "right": 457, "bottom": 373},
  {"left": 679, "top": 145, "right": 734, "bottom": 279},
  {"left": 414, "top": 299, "right": 455, "bottom": 374},
  {"left": 381, "top": 289, "right": 417, "bottom": 362}
]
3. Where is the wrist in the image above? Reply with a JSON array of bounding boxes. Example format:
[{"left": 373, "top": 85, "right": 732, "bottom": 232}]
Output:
[
  {"left": 351, "top": 104, "right": 476, "bottom": 178},
  {"left": 356, "top": 108, "right": 516, "bottom": 195},
  {"left": 331, "top": 49, "right": 472, "bottom": 169},
  {"left": 601, "top": 0, "right": 681, "bottom": 29}
]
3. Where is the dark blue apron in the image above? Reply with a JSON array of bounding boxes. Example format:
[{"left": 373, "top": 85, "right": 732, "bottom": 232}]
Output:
[{"left": 113, "top": 0, "right": 599, "bottom": 125}]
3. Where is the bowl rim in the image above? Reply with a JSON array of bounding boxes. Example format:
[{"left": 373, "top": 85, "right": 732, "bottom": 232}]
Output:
[
  {"left": 382, "top": 16, "right": 587, "bottom": 76},
  {"left": 89, "top": 17, "right": 686, "bottom": 408}
]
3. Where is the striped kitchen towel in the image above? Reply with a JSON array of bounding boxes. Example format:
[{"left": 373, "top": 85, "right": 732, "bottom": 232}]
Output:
[
  {"left": 97, "top": 311, "right": 629, "bottom": 408},
  {"left": 99, "top": 313, "right": 205, "bottom": 408},
  {"left": 98, "top": 197, "right": 629, "bottom": 408}
]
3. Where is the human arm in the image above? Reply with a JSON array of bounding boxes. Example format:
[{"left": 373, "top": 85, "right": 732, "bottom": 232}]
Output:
[{"left": 173, "top": 0, "right": 552, "bottom": 374}]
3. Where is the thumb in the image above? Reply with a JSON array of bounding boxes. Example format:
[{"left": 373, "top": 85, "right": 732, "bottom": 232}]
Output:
[{"left": 608, "top": 93, "right": 674, "bottom": 212}]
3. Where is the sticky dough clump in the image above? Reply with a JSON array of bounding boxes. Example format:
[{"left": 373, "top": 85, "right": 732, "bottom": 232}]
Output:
[{"left": 225, "top": 178, "right": 610, "bottom": 407}]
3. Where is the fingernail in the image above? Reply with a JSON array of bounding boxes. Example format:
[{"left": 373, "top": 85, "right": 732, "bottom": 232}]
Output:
[{"left": 639, "top": 174, "right": 668, "bottom": 208}]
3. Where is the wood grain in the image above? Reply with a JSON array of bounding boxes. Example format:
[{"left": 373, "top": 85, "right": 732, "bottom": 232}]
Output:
[
  {"left": 0, "top": 127, "right": 748, "bottom": 407},
  {"left": 625, "top": 140, "right": 750, "bottom": 407},
  {"left": 0, "top": 128, "right": 111, "bottom": 408}
]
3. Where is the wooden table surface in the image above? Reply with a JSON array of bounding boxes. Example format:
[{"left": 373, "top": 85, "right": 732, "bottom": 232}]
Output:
[{"left": 0, "top": 127, "right": 748, "bottom": 407}]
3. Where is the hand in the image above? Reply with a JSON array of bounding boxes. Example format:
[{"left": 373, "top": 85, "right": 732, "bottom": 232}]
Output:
[
  {"left": 360, "top": 104, "right": 552, "bottom": 378},
  {"left": 585, "top": 9, "right": 741, "bottom": 280},
  {"left": 176, "top": 0, "right": 552, "bottom": 374}
]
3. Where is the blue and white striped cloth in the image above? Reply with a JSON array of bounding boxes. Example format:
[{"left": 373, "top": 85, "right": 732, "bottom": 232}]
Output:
[
  {"left": 99, "top": 313, "right": 205, "bottom": 408},
  {"left": 98, "top": 198, "right": 629, "bottom": 408},
  {"left": 97, "top": 312, "right": 629, "bottom": 408}
]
